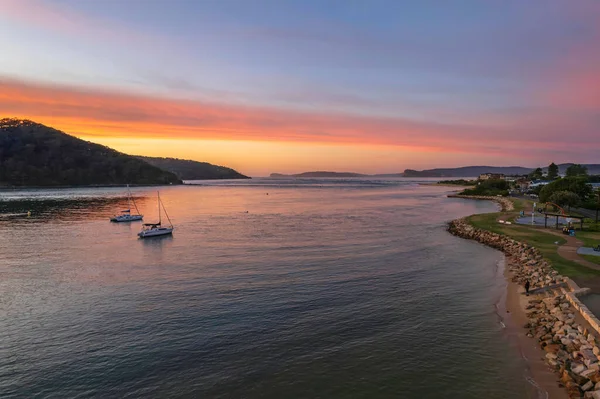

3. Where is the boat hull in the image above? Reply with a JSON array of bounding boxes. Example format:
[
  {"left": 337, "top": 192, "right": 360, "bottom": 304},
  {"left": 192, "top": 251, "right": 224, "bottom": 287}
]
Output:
[
  {"left": 138, "top": 228, "right": 173, "bottom": 238},
  {"left": 111, "top": 215, "right": 143, "bottom": 222}
]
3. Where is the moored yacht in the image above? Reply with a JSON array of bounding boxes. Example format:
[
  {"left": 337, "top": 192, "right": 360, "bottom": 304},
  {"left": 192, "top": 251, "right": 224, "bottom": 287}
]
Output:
[
  {"left": 111, "top": 185, "right": 143, "bottom": 222},
  {"left": 138, "top": 192, "right": 174, "bottom": 238}
]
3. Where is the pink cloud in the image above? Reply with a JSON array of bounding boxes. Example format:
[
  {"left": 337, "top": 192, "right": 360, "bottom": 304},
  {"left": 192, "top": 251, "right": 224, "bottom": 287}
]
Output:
[
  {"left": 0, "top": 77, "right": 598, "bottom": 164},
  {"left": 0, "top": 0, "right": 161, "bottom": 47}
]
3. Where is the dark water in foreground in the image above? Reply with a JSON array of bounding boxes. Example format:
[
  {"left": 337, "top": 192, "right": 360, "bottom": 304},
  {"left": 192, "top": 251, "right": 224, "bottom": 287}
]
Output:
[{"left": 0, "top": 179, "right": 533, "bottom": 398}]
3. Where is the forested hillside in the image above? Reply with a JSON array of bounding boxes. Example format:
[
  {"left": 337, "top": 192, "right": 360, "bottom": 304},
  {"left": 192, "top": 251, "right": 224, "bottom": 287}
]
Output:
[
  {"left": 137, "top": 156, "right": 250, "bottom": 180},
  {"left": 0, "top": 118, "right": 181, "bottom": 186}
]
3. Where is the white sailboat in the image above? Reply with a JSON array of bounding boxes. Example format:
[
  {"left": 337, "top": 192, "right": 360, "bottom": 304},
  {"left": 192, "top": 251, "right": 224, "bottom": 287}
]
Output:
[
  {"left": 111, "top": 185, "right": 143, "bottom": 222},
  {"left": 138, "top": 192, "right": 174, "bottom": 238}
]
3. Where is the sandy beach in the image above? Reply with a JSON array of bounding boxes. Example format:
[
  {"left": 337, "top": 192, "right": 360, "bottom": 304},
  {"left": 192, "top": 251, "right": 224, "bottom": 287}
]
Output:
[
  {"left": 449, "top": 197, "right": 600, "bottom": 399},
  {"left": 501, "top": 257, "right": 568, "bottom": 399}
]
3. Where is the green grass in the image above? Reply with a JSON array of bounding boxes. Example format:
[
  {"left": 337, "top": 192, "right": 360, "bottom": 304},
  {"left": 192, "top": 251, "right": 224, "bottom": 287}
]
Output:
[
  {"left": 465, "top": 206, "right": 600, "bottom": 278},
  {"left": 511, "top": 198, "right": 535, "bottom": 213},
  {"left": 467, "top": 212, "right": 505, "bottom": 234},
  {"left": 583, "top": 255, "right": 600, "bottom": 266},
  {"left": 576, "top": 231, "right": 600, "bottom": 248}
]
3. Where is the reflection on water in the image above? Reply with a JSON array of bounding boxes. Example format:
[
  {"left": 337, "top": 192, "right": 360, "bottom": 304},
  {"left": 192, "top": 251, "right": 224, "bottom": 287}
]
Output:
[
  {"left": 582, "top": 294, "right": 600, "bottom": 318},
  {"left": 0, "top": 179, "right": 533, "bottom": 398},
  {"left": 0, "top": 195, "right": 150, "bottom": 224}
]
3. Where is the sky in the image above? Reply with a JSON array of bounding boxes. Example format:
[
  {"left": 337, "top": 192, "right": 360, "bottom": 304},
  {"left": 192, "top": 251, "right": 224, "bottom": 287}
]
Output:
[{"left": 0, "top": 0, "right": 599, "bottom": 176}]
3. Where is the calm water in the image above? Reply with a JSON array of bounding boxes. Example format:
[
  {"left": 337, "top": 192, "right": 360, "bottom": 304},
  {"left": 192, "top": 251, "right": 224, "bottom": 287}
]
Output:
[{"left": 0, "top": 178, "right": 534, "bottom": 398}]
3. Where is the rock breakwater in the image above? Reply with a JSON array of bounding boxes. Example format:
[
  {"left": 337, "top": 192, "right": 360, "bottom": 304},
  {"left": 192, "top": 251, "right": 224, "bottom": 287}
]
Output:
[{"left": 449, "top": 218, "right": 600, "bottom": 398}]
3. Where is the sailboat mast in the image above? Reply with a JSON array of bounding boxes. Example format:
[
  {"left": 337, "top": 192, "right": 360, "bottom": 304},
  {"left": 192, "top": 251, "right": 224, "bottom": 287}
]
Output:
[
  {"left": 158, "top": 191, "right": 162, "bottom": 224},
  {"left": 127, "top": 184, "right": 131, "bottom": 210}
]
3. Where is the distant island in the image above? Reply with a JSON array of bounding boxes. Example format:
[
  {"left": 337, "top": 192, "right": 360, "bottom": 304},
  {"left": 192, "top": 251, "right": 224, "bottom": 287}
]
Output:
[
  {"left": 272, "top": 165, "right": 600, "bottom": 179},
  {"left": 271, "top": 171, "right": 367, "bottom": 178},
  {"left": 271, "top": 168, "right": 538, "bottom": 178},
  {"left": 137, "top": 156, "right": 250, "bottom": 180},
  {"left": 270, "top": 171, "right": 405, "bottom": 178}
]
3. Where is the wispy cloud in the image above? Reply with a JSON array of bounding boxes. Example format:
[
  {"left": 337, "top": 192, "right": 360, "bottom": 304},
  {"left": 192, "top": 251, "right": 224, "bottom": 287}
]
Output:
[
  {"left": 1, "top": 77, "right": 598, "bottom": 164},
  {"left": 0, "top": 0, "right": 163, "bottom": 46}
]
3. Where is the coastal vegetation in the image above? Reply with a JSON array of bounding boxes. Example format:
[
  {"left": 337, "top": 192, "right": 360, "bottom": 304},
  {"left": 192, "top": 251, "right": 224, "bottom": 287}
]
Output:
[
  {"left": 0, "top": 119, "right": 181, "bottom": 187},
  {"left": 547, "top": 162, "right": 559, "bottom": 180},
  {"left": 528, "top": 167, "right": 544, "bottom": 180},
  {"left": 547, "top": 190, "right": 581, "bottom": 209},
  {"left": 539, "top": 177, "right": 592, "bottom": 203},
  {"left": 566, "top": 164, "right": 589, "bottom": 177},
  {"left": 458, "top": 178, "right": 509, "bottom": 196},
  {"left": 137, "top": 156, "right": 250, "bottom": 180},
  {"left": 436, "top": 179, "right": 476, "bottom": 186}
]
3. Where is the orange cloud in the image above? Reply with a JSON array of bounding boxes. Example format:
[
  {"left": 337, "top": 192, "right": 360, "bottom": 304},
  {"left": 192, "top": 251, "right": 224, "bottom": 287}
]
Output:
[
  {"left": 1, "top": 76, "right": 598, "bottom": 171},
  {"left": 0, "top": 77, "right": 498, "bottom": 151}
]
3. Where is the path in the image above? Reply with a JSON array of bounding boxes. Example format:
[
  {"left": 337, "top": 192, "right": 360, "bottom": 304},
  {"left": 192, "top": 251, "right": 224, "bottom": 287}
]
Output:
[
  {"left": 494, "top": 212, "right": 600, "bottom": 271},
  {"left": 542, "top": 230, "right": 600, "bottom": 270}
]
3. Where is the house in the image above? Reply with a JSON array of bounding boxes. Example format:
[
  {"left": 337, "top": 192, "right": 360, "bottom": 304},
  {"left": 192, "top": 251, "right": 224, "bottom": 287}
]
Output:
[
  {"left": 529, "top": 180, "right": 550, "bottom": 189},
  {"left": 516, "top": 178, "right": 530, "bottom": 191},
  {"left": 478, "top": 173, "right": 505, "bottom": 181}
]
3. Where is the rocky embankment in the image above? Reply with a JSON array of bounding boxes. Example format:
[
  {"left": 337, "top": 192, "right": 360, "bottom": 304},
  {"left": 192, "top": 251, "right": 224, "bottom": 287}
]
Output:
[
  {"left": 447, "top": 194, "right": 515, "bottom": 212},
  {"left": 449, "top": 218, "right": 600, "bottom": 398}
]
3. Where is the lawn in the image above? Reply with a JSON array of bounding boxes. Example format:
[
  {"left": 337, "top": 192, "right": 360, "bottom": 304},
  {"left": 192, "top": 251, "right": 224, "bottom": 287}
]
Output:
[
  {"left": 583, "top": 255, "right": 600, "bottom": 266},
  {"left": 466, "top": 207, "right": 600, "bottom": 278},
  {"left": 576, "top": 231, "right": 600, "bottom": 248}
]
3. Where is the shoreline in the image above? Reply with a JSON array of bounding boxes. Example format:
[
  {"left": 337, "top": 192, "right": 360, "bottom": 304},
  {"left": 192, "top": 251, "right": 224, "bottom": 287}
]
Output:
[
  {"left": 502, "top": 257, "right": 569, "bottom": 398},
  {"left": 0, "top": 179, "right": 253, "bottom": 191},
  {"left": 448, "top": 197, "right": 599, "bottom": 398},
  {"left": 0, "top": 183, "right": 182, "bottom": 190}
]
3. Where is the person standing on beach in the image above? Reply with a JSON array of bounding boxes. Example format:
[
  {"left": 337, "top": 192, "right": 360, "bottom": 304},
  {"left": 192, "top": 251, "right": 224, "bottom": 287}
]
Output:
[{"left": 525, "top": 280, "right": 530, "bottom": 296}]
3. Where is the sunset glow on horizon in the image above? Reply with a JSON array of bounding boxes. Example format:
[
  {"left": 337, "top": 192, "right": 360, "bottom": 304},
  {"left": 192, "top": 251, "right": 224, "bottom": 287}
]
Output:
[{"left": 1, "top": 0, "right": 599, "bottom": 176}]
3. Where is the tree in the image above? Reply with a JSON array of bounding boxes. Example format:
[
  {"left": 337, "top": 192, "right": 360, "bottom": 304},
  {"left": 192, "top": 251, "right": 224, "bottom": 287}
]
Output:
[
  {"left": 0, "top": 118, "right": 182, "bottom": 186},
  {"left": 565, "top": 164, "right": 588, "bottom": 177},
  {"left": 529, "top": 167, "right": 544, "bottom": 180},
  {"left": 460, "top": 179, "right": 509, "bottom": 196},
  {"left": 539, "top": 177, "right": 592, "bottom": 203},
  {"left": 548, "top": 190, "right": 580, "bottom": 210},
  {"left": 547, "top": 162, "right": 559, "bottom": 180}
]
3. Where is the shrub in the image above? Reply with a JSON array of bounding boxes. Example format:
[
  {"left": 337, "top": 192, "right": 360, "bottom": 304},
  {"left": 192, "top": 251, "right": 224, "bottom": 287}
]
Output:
[{"left": 539, "top": 177, "right": 592, "bottom": 203}]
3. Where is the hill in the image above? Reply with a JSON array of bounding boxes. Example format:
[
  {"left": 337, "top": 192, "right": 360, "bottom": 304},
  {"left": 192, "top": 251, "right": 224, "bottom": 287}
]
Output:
[
  {"left": 137, "top": 156, "right": 250, "bottom": 180},
  {"left": 404, "top": 164, "right": 600, "bottom": 177},
  {"left": 403, "top": 166, "right": 534, "bottom": 177},
  {"left": 0, "top": 118, "right": 181, "bottom": 186}
]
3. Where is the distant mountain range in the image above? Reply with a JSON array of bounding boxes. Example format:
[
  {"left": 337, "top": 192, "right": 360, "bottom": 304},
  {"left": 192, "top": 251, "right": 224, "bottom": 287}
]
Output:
[
  {"left": 137, "top": 156, "right": 249, "bottom": 180},
  {"left": 404, "top": 164, "right": 600, "bottom": 177},
  {"left": 402, "top": 166, "right": 532, "bottom": 177},
  {"left": 273, "top": 164, "right": 600, "bottom": 179},
  {"left": 270, "top": 171, "right": 404, "bottom": 178}
]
